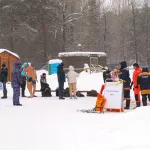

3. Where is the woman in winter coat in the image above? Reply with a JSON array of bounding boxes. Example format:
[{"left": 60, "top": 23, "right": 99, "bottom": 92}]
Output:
[{"left": 66, "top": 66, "right": 79, "bottom": 99}]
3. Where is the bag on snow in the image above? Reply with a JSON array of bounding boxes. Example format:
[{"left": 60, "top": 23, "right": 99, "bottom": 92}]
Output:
[
  {"left": 76, "top": 91, "right": 84, "bottom": 97},
  {"left": 94, "top": 93, "right": 106, "bottom": 112},
  {"left": 63, "top": 88, "right": 70, "bottom": 97},
  {"left": 87, "top": 90, "right": 98, "bottom": 97},
  {"left": 56, "top": 88, "right": 59, "bottom": 97},
  {"left": 77, "top": 93, "right": 106, "bottom": 113}
]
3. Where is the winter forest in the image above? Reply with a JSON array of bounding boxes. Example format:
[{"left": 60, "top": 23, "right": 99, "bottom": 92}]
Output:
[{"left": 0, "top": 0, "right": 149, "bottom": 68}]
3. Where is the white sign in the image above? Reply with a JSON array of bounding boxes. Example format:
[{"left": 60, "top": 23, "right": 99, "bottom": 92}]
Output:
[{"left": 104, "top": 82, "right": 124, "bottom": 109}]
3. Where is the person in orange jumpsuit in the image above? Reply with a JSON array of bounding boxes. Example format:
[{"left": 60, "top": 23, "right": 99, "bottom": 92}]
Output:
[{"left": 131, "top": 63, "right": 142, "bottom": 107}]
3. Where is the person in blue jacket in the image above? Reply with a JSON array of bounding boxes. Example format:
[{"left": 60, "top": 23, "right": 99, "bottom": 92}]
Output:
[
  {"left": 57, "top": 62, "right": 66, "bottom": 99},
  {"left": 21, "top": 62, "right": 28, "bottom": 97},
  {"left": 12, "top": 61, "right": 22, "bottom": 106},
  {"left": 0, "top": 64, "right": 8, "bottom": 99}
]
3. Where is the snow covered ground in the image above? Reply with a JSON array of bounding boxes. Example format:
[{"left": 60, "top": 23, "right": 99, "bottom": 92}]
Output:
[{"left": 1, "top": 69, "right": 150, "bottom": 150}]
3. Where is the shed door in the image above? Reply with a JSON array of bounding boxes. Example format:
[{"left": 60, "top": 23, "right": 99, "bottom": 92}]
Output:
[{"left": 90, "top": 57, "right": 98, "bottom": 67}]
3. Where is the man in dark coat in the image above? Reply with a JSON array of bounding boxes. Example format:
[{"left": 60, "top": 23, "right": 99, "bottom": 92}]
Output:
[
  {"left": 137, "top": 67, "right": 150, "bottom": 106},
  {"left": 12, "top": 61, "right": 22, "bottom": 106},
  {"left": 0, "top": 64, "right": 8, "bottom": 99},
  {"left": 103, "top": 67, "right": 111, "bottom": 83},
  {"left": 119, "top": 61, "right": 131, "bottom": 109},
  {"left": 57, "top": 62, "right": 66, "bottom": 99}
]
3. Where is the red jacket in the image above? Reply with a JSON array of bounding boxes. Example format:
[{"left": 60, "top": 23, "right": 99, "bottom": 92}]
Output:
[{"left": 133, "top": 67, "right": 142, "bottom": 87}]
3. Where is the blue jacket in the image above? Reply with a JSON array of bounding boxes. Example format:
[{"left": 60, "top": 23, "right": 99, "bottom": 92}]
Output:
[
  {"left": 119, "top": 61, "right": 131, "bottom": 88},
  {"left": 12, "top": 62, "right": 21, "bottom": 88},
  {"left": 57, "top": 64, "right": 65, "bottom": 83}
]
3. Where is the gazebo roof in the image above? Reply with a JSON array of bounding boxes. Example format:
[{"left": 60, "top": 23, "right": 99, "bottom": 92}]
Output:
[{"left": 59, "top": 52, "right": 106, "bottom": 57}]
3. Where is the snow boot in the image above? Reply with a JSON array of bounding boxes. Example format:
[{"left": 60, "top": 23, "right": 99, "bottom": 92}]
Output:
[
  {"left": 14, "top": 103, "right": 22, "bottom": 106},
  {"left": 1, "top": 91, "right": 7, "bottom": 99},
  {"left": 22, "top": 91, "right": 26, "bottom": 97},
  {"left": 142, "top": 99, "right": 147, "bottom": 106},
  {"left": 124, "top": 100, "right": 130, "bottom": 109},
  {"left": 59, "top": 97, "right": 65, "bottom": 100},
  {"left": 136, "top": 102, "right": 141, "bottom": 107}
]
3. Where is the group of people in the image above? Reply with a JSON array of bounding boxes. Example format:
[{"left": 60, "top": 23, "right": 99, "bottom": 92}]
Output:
[
  {"left": 11, "top": 62, "right": 38, "bottom": 106},
  {"left": 57, "top": 62, "right": 79, "bottom": 99},
  {"left": 103, "top": 61, "right": 150, "bottom": 109},
  {"left": 2, "top": 60, "right": 150, "bottom": 109},
  {"left": 0, "top": 61, "right": 79, "bottom": 106}
]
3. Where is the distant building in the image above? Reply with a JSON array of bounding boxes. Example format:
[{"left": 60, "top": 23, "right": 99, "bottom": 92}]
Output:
[
  {"left": 58, "top": 52, "right": 107, "bottom": 72},
  {"left": 0, "top": 49, "right": 20, "bottom": 81}
]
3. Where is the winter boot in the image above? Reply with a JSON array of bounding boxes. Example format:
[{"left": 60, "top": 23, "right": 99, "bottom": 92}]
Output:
[
  {"left": 1, "top": 91, "right": 7, "bottom": 99},
  {"left": 136, "top": 101, "right": 141, "bottom": 107},
  {"left": 14, "top": 103, "right": 22, "bottom": 106},
  {"left": 59, "top": 97, "right": 65, "bottom": 100},
  {"left": 142, "top": 99, "right": 147, "bottom": 106},
  {"left": 22, "top": 91, "right": 26, "bottom": 97},
  {"left": 124, "top": 100, "right": 130, "bottom": 109}
]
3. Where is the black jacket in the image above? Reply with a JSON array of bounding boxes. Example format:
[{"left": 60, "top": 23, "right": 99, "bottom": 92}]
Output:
[
  {"left": 119, "top": 61, "right": 131, "bottom": 88},
  {"left": 103, "top": 70, "right": 111, "bottom": 83},
  {"left": 138, "top": 72, "right": 150, "bottom": 94},
  {"left": 57, "top": 65, "right": 65, "bottom": 83}
]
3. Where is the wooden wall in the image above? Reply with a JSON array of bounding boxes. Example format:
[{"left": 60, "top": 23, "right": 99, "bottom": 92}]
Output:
[
  {"left": 60, "top": 56, "right": 107, "bottom": 72},
  {"left": 0, "top": 52, "right": 19, "bottom": 81}
]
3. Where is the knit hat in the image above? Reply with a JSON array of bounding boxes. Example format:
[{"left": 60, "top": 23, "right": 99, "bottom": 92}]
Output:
[
  {"left": 2, "top": 64, "right": 6, "bottom": 67},
  {"left": 133, "top": 63, "right": 139, "bottom": 67},
  {"left": 60, "top": 62, "right": 64, "bottom": 67}
]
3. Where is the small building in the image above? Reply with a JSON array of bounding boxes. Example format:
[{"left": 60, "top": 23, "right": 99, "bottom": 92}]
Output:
[
  {"left": 0, "top": 49, "right": 19, "bottom": 81},
  {"left": 48, "top": 59, "right": 62, "bottom": 75},
  {"left": 58, "top": 52, "right": 107, "bottom": 72}
]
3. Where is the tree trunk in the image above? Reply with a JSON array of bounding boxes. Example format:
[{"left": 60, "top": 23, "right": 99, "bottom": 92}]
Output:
[
  {"left": 62, "top": 0, "right": 66, "bottom": 52},
  {"left": 131, "top": 3, "right": 138, "bottom": 63},
  {"left": 10, "top": 14, "right": 14, "bottom": 51}
]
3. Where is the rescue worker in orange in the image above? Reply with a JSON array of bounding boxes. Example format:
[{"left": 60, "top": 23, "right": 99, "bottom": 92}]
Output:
[
  {"left": 119, "top": 61, "right": 131, "bottom": 109},
  {"left": 137, "top": 67, "right": 150, "bottom": 106},
  {"left": 130, "top": 63, "right": 142, "bottom": 107}
]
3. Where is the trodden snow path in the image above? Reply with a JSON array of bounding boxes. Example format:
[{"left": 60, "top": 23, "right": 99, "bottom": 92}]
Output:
[
  {"left": 0, "top": 94, "right": 150, "bottom": 150},
  {"left": 1, "top": 69, "right": 150, "bottom": 150}
]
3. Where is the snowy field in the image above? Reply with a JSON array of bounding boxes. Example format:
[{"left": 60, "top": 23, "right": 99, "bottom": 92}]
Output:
[{"left": 0, "top": 69, "right": 150, "bottom": 150}]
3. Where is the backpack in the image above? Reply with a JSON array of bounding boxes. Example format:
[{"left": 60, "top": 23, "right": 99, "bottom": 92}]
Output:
[
  {"left": 63, "top": 88, "right": 70, "bottom": 97},
  {"left": 87, "top": 90, "right": 98, "bottom": 97},
  {"left": 76, "top": 91, "right": 84, "bottom": 97},
  {"left": 94, "top": 94, "right": 106, "bottom": 112}
]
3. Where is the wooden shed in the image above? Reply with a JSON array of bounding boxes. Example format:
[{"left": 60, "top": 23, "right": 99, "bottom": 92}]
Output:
[
  {"left": 0, "top": 49, "right": 20, "bottom": 81},
  {"left": 58, "top": 52, "right": 107, "bottom": 72}
]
